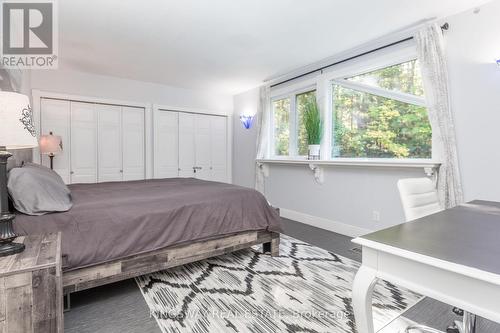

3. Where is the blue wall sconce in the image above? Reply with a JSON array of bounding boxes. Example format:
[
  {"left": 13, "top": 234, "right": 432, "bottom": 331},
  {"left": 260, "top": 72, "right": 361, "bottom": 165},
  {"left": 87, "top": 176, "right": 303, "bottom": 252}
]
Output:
[{"left": 240, "top": 114, "right": 255, "bottom": 129}]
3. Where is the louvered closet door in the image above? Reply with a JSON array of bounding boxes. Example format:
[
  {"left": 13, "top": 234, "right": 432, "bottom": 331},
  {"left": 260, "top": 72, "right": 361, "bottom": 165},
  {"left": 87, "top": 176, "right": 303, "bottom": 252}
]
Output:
[
  {"left": 210, "top": 115, "right": 227, "bottom": 182},
  {"left": 97, "top": 104, "right": 122, "bottom": 182},
  {"left": 70, "top": 102, "right": 97, "bottom": 183},
  {"left": 178, "top": 112, "right": 195, "bottom": 177},
  {"left": 194, "top": 114, "right": 211, "bottom": 180},
  {"left": 40, "top": 98, "right": 71, "bottom": 183},
  {"left": 154, "top": 110, "right": 179, "bottom": 178},
  {"left": 122, "top": 106, "right": 145, "bottom": 181}
]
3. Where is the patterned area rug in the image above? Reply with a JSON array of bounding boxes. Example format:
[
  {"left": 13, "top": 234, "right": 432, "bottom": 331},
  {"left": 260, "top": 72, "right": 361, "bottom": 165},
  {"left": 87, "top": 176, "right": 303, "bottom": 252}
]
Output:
[{"left": 136, "top": 235, "right": 421, "bottom": 333}]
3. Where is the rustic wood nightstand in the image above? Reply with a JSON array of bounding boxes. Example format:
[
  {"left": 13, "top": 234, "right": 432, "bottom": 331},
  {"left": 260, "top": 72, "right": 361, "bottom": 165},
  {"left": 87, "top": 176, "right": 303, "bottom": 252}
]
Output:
[{"left": 0, "top": 233, "right": 62, "bottom": 333}]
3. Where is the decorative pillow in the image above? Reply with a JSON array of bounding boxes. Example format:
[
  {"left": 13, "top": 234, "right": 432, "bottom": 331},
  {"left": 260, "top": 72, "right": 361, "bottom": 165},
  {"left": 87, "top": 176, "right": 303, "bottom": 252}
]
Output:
[{"left": 7, "top": 163, "right": 72, "bottom": 215}]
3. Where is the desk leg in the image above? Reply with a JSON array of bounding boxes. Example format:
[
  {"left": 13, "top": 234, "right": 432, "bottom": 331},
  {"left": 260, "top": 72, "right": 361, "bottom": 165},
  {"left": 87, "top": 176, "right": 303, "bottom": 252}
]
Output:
[{"left": 353, "top": 265, "right": 378, "bottom": 333}]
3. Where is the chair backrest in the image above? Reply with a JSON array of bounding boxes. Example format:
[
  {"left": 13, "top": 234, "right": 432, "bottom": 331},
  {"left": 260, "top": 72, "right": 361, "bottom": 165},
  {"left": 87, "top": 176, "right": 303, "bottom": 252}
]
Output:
[{"left": 397, "top": 178, "right": 442, "bottom": 222}]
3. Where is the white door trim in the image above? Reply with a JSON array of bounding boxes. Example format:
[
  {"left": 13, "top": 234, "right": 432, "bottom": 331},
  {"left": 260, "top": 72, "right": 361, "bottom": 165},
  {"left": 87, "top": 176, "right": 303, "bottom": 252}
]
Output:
[{"left": 32, "top": 89, "right": 152, "bottom": 178}]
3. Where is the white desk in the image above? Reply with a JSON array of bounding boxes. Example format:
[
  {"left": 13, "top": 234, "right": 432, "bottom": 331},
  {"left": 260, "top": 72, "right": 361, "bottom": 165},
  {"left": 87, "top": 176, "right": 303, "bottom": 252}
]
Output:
[{"left": 352, "top": 201, "right": 500, "bottom": 333}]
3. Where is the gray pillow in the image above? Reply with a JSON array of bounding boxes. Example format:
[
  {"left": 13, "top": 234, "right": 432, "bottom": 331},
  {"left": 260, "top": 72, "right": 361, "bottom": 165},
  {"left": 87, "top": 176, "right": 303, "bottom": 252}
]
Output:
[{"left": 8, "top": 163, "right": 72, "bottom": 215}]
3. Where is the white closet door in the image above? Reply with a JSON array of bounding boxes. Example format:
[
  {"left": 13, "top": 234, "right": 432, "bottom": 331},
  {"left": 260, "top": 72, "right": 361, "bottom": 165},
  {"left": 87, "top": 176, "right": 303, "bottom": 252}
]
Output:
[
  {"left": 210, "top": 116, "right": 227, "bottom": 182},
  {"left": 178, "top": 113, "right": 195, "bottom": 177},
  {"left": 194, "top": 114, "right": 211, "bottom": 180},
  {"left": 154, "top": 110, "right": 179, "bottom": 178},
  {"left": 122, "top": 106, "right": 145, "bottom": 181},
  {"left": 97, "top": 104, "right": 122, "bottom": 182},
  {"left": 70, "top": 102, "right": 97, "bottom": 183},
  {"left": 40, "top": 98, "right": 71, "bottom": 183}
]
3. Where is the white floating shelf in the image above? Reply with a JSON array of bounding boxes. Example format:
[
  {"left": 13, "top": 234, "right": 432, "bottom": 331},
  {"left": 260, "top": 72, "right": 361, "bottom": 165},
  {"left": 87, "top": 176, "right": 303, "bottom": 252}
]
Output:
[{"left": 256, "top": 158, "right": 441, "bottom": 184}]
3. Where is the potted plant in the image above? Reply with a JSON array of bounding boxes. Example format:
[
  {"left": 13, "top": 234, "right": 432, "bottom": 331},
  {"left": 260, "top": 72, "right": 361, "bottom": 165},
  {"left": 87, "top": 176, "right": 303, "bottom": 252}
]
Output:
[{"left": 303, "top": 97, "right": 322, "bottom": 159}]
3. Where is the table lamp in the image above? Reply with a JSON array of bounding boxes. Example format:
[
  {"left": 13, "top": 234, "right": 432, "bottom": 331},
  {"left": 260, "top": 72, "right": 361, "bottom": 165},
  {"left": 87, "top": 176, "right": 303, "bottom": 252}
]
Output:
[
  {"left": 39, "top": 132, "right": 62, "bottom": 170},
  {"left": 0, "top": 92, "right": 38, "bottom": 256}
]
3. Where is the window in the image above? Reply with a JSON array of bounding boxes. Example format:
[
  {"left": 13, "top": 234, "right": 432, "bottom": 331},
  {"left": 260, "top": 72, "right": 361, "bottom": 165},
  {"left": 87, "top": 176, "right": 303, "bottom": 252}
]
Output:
[
  {"left": 332, "top": 59, "right": 431, "bottom": 159},
  {"left": 272, "top": 89, "right": 316, "bottom": 157}
]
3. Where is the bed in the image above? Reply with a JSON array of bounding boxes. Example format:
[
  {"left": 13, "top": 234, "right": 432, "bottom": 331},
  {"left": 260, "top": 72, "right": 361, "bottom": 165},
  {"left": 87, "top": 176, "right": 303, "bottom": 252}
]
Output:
[{"left": 13, "top": 178, "right": 282, "bottom": 294}]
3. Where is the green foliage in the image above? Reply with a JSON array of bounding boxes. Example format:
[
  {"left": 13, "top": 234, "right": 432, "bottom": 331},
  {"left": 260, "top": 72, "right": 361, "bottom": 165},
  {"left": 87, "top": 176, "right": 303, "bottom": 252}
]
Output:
[
  {"left": 297, "top": 90, "right": 316, "bottom": 155},
  {"left": 273, "top": 98, "right": 290, "bottom": 156},
  {"left": 349, "top": 60, "right": 424, "bottom": 96},
  {"left": 333, "top": 60, "right": 431, "bottom": 159},
  {"left": 302, "top": 96, "right": 322, "bottom": 145}
]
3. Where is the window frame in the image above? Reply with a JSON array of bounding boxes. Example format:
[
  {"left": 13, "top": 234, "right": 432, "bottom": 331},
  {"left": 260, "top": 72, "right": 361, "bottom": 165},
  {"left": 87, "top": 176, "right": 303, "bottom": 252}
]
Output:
[{"left": 270, "top": 84, "right": 317, "bottom": 158}]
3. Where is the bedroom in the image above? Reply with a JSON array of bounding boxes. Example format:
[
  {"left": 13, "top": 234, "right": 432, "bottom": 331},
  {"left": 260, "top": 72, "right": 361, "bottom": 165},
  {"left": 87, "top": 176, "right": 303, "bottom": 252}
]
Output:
[{"left": 0, "top": 0, "right": 499, "bottom": 332}]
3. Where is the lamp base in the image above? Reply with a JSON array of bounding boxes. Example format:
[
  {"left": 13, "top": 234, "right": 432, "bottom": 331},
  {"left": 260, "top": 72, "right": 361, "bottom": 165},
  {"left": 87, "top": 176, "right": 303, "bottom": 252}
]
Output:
[
  {"left": 49, "top": 153, "right": 54, "bottom": 170},
  {"left": 0, "top": 148, "right": 25, "bottom": 257},
  {"left": 0, "top": 241, "right": 25, "bottom": 257}
]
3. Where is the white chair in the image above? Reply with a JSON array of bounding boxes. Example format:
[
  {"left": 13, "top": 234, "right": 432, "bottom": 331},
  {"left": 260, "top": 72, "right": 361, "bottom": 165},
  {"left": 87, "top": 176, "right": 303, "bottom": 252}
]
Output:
[
  {"left": 397, "top": 177, "right": 442, "bottom": 222},
  {"left": 397, "top": 178, "right": 476, "bottom": 333}
]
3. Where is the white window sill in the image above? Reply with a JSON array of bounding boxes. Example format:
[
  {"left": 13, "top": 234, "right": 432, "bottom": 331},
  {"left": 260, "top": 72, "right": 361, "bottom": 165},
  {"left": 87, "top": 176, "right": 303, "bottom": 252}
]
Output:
[
  {"left": 256, "top": 158, "right": 441, "bottom": 184},
  {"left": 256, "top": 158, "right": 441, "bottom": 168}
]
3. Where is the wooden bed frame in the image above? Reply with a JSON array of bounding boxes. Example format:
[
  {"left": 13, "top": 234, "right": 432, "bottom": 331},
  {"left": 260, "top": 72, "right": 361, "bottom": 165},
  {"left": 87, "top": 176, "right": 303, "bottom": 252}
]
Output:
[{"left": 62, "top": 230, "right": 280, "bottom": 296}]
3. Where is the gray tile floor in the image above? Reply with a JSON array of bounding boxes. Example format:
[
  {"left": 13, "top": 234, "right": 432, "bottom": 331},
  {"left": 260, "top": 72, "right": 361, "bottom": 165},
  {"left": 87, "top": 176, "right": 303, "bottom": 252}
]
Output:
[{"left": 65, "top": 218, "right": 499, "bottom": 332}]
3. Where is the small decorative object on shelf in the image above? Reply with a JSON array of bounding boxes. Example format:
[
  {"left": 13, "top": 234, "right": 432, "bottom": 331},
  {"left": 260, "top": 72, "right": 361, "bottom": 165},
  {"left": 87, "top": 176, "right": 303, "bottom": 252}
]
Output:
[
  {"left": 308, "top": 145, "right": 321, "bottom": 160},
  {"left": 39, "top": 131, "right": 63, "bottom": 170},
  {"left": 303, "top": 97, "right": 322, "bottom": 160},
  {"left": 496, "top": 59, "right": 500, "bottom": 67},
  {"left": 240, "top": 114, "right": 255, "bottom": 129},
  {"left": 0, "top": 92, "right": 38, "bottom": 257}
]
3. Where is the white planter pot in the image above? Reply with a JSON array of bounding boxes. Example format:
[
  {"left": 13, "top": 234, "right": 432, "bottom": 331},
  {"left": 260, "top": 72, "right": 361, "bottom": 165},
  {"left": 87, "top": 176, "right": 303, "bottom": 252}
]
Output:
[{"left": 308, "top": 144, "right": 321, "bottom": 159}]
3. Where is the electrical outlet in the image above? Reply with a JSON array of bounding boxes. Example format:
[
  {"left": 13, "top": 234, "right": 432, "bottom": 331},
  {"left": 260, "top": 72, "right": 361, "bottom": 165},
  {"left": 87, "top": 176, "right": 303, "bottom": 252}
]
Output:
[{"left": 372, "top": 210, "right": 380, "bottom": 222}]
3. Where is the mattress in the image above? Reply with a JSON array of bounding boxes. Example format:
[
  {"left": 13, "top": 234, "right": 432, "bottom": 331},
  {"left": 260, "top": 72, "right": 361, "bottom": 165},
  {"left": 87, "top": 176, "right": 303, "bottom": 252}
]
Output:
[{"left": 14, "top": 178, "right": 282, "bottom": 270}]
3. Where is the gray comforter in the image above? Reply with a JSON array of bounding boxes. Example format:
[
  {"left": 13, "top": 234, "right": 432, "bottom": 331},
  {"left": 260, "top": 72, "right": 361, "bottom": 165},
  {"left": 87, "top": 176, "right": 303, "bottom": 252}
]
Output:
[{"left": 14, "top": 178, "right": 282, "bottom": 270}]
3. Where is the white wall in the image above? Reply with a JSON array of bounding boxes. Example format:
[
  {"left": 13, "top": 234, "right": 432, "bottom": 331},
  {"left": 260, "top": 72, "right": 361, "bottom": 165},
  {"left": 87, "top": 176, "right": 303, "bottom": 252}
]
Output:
[
  {"left": 30, "top": 69, "right": 233, "bottom": 112},
  {"left": 232, "top": 1, "right": 500, "bottom": 236},
  {"left": 446, "top": 0, "right": 500, "bottom": 202}
]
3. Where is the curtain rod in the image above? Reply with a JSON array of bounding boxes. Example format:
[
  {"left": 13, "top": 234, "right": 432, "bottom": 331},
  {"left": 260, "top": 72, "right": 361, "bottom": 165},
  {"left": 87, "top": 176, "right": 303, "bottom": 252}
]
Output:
[{"left": 270, "top": 22, "right": 449, "bottom": 88}]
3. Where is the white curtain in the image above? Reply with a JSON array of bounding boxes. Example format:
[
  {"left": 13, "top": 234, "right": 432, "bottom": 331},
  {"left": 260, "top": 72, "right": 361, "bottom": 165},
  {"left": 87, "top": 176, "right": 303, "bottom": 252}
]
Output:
[
  {"left": 415, "top": 24, "right": 463, "bottom": 208},
  {"left": 255, "top": 85, "right": 271, "bottom": 193}
]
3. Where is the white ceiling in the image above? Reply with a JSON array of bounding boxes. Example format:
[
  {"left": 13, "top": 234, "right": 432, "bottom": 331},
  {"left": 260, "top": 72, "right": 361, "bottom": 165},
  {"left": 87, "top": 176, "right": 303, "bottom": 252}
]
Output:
[{"left": 59, "top": 0, "right": 489, "bottom": 95}]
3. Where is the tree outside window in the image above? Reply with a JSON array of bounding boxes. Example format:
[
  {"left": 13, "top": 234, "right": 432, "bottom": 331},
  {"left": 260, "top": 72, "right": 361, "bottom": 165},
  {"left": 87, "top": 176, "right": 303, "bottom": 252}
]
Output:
[{"left": 273, "top": 98, "right": 290, "bottom": 156}]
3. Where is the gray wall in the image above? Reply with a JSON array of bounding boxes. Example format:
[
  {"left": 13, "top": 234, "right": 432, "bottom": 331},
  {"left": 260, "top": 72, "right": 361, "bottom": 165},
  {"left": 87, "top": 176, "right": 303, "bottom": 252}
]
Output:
[
  {"left": 232, "top": 1, "right": 500, "bottom": 233},
  {"left": 232, "top": 88, "right": 260, "bottom": 189}
]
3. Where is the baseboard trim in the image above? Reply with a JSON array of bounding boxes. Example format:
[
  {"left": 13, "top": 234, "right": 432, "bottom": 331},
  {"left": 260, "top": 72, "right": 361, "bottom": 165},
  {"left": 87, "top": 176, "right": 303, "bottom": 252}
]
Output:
[{"left": 279, "top": 208, "right": 372, "bottom": 238}]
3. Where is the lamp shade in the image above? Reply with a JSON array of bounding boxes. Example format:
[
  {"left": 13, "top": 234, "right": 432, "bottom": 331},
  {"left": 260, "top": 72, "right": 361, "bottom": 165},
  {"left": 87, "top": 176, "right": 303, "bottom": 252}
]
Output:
[
  {"left": 39, "top": 132, "right": 62, "bottom": 155},
  {"left": 0, "top": 92, "right": 38, "bottom": 149}
]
